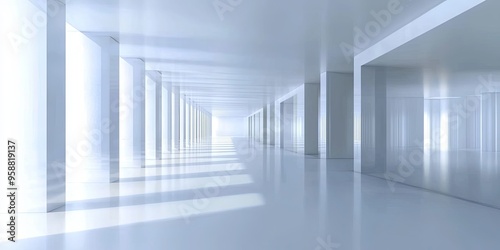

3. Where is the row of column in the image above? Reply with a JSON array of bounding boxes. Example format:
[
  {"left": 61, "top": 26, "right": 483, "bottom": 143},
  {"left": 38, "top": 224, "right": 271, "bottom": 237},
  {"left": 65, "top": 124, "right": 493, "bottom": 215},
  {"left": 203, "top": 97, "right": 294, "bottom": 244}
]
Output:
[
  {"left": 121, "top": 67, "right": 213, "bottom": 165},
  {"left": 248, "top": 72, "right": 353, "bottom": 158},
  {"left": 0, "top": 1, "right": 212, "bottom": 212}
]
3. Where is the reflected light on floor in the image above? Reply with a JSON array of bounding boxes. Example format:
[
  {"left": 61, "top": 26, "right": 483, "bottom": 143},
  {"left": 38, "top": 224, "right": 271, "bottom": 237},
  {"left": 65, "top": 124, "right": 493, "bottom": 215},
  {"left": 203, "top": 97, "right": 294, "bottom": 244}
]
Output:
[
  {"left": 66, "top": 174, "right": 255, "bottom": 202},
  {"left": 6, "top": 193, "right": 264, "bottom": 242}
]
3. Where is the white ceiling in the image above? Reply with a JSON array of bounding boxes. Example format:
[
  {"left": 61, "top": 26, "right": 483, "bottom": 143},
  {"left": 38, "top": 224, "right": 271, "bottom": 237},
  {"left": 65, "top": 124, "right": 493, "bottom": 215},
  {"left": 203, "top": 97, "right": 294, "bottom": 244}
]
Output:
[
  {"left": 66, "top": 0, "right": 445, "bottom": 117},
  {"left": 369, "top": 0, "right": 500, "bottom": 72}
]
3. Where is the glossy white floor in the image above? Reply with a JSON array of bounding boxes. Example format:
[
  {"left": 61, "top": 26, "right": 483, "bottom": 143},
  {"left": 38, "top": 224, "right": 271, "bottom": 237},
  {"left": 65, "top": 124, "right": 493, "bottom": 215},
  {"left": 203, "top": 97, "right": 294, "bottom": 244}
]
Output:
[{"left": 2, "top": 137, "right": 500, "bottom": 250}]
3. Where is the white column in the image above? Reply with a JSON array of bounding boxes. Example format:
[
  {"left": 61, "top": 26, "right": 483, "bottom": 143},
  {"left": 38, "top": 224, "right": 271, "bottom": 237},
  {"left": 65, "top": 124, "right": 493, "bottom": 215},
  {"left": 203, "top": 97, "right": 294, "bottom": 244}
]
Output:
[
  {"left": 205, "top": 112, "right": 209, "bottom": 140},
  {"left": 128, "top": 59, "right": 146, "bottom": 166},
  {"left": 206, "top": 112, "right": 208, "bottom": 140},
  {"left": 145, "top": 71, "right": 158, "bottom": 160},
  {"left": 321, "top": 72, "right": 354, "bottom": 158},
  {"left": 182, "top": 96, "right": 187, "bottom": 147},
  {"left": 252, "top": 115, "right": 255, "bottom": 140},
  {"left": 174, "top": 87, "right": 181, "bottom": 150},
  {"left": 209, "top": 113, "right": 212, "bottom": 140},
  {"left": 482, "top": 92, "right": 499, "bottom": 151},
  {"left": 304, "top": 83, "right": 320, "bottom": 155},
  {"left": 119, "top": 59, "right": 134, "bottom": 167},
  {"left": 42, "top": 0, "right": 66, "bottom": 211},
  {"left": 0, "top": 0, "right": 66, "bottom": 212},
  {"left": 165, "top": 82, "right": 173, "bottom": 152},
  {"left": 186, "top": 100, "right": 191, "bottom": 147},
  {"left": 198, "top": 107, "right": 200, "bottom": 142},
  {"left": 200, "top": 110, "right": 203, "bottom": 141},
  {"left": 254, "top": 114, "right": 258, "bottom": 141},
  {"left": 207, "top": 112, "right": 212, "bottom": 140},
  {"left": 248, "top": 117, "right": 251, "bottom": 139},
  {"left": 201, "top": 111, "right": 204, "bottom": 141},
  {"left": 269, "top": 103, "right": 276, "bottom": 145},
  {"left": 203, "top": 111, "right": 206, "bottom": 140},
  {"left": 354, "top": 67, "right": 361, "bottom": 172},
  {"left": 90, "top": 36, "right": 120, "bottom": 182},
  {"left": 200, "top": 108, "right": 203, "bottom": 141},
  {"left": 161, "top": 80, "right": 169, "bottom": 154},
  {"left": 263, "top": 107, "right": 268, "bottom": 144},
  {"left": 192, "top": 105, "right": 196, "bottom": 144},
  {"left": 250, "top": 116, "right": 252, "bottom": 139},
  {"left": 198, "top": 107, "right": 201, "bottom": 142},
  {"left": 283, "top": 97, "right": 296, "bottom": 150},
  {"left": 188, "top": 103, "right": 192, "bottom": 145},
  {"left": 195, "top": 106, "right": 199, "bottom": 143},
  {"left": 155, "top": 72, "right": 162, "bottom": 159},
  {"left": 357, "top": 67, "right": 387, "bottom": 172},
  {"left": 193, "top": 105, "right": 196, "bottom": 144},
  {"left": 248, "top": 117, "right": 251, "bottom": 138}
]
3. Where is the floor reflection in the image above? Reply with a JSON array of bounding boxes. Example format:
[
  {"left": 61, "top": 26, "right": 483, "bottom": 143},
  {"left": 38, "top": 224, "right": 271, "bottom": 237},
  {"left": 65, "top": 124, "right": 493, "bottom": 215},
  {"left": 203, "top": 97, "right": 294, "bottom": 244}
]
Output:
[
  {"left": 369, "top": 147, "right": 500, "bottom": 208},
  {"left": 2, "top": 138, "right": 500, "bottom": 250}
]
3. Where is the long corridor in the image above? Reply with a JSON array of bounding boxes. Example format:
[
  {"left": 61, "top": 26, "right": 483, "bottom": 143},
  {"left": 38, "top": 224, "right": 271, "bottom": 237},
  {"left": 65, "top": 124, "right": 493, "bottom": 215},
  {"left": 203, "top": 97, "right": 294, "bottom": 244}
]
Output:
[{"left": 3, "top": 0, "right": 500, "bottom": 249}]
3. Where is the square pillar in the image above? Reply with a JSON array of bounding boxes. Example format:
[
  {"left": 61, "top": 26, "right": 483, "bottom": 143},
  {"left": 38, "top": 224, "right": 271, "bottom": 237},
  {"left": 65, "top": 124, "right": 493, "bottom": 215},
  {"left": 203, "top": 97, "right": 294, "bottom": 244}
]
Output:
[
  {"left": 164, "top": 82, "right": 173, "bottom": 152},
  {"left": 305, "top": 83, "right": 320, "bottom": 155},
  {"left": 182, "top": 96, "right": 187, "bottom": 147},
  {"left": 482, "top": 92, "right": 500, "bottom": 151},
  {"left": 202, "top": 111, "right": 205, "bottom": 140},
  {"left": 0, "top": 0, "right": 66, "bottom": 212},
  {"left": 196, "top": 107, "right": 200, "bottom": 143},
  {"left": 249, "top": 116, "right": 251, "bottom": 139},
  {"left": 202, "top": 110, "right": 205, "bottom": 140},
  {"left": 125, "top": 59, "right": 146, "bottom": 167},
  {"left": 263, "top": 107, "right": 268, "bottom": 144},
  {"left": 89, "top": 36, "right": 120, "bottom": 182},
  {"left": 195, "top": 106, "right": 198, "bottom": 143},
  {"left": 356, "top": 67, "right": 387, "bottom": 173},
  {"left": 154, "top": 72, "right": 162, "bottom": 159},
  {"left": 269, "top": 103, "right": 276, "bottom": 145},
  {"left": 174, "top": 87, "right": 181, "bottom": 149},
  {"left": 160, "top": 80, "right": 169, "bottom": 155},
  {"left": 321, "top": 72, "right": 354, "bottom": 158},
  {"left": 193, "top": 106, "right": 197, "bottom": 143},
  {"left": 254, "top": 113, "right": 259, "bottom": 141},
  {"left": 201, "top": 111, "right": 204, "bottom": 140},
  {"left": 209, "top": 114, "right": 212, "bottom": 140},
  {"left": 186, "top": 100, "right": 191, "bottom": 147},
  {"left": 145, "top": 71, "right": 159, "bottom": 160}
]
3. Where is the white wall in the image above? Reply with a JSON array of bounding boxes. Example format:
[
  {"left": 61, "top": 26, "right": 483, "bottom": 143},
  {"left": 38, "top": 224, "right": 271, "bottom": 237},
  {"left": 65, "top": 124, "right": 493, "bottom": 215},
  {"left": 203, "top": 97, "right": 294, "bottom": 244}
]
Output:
[
  {"left": 66, "top": 24, "right": 103, "bottom": 182},
  {"left": 145, "top": 74, "right": 156, "bottom": 159},
  {"left": 213, "top": 117, "right": 247, "bottom": 137}
]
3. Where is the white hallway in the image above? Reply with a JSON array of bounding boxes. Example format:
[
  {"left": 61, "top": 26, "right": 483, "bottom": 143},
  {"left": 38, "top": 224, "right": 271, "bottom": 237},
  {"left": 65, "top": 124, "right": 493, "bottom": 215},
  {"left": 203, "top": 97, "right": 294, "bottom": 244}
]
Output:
[{"left": 2, "top": 0, "right": 500, "bottom": 249}]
